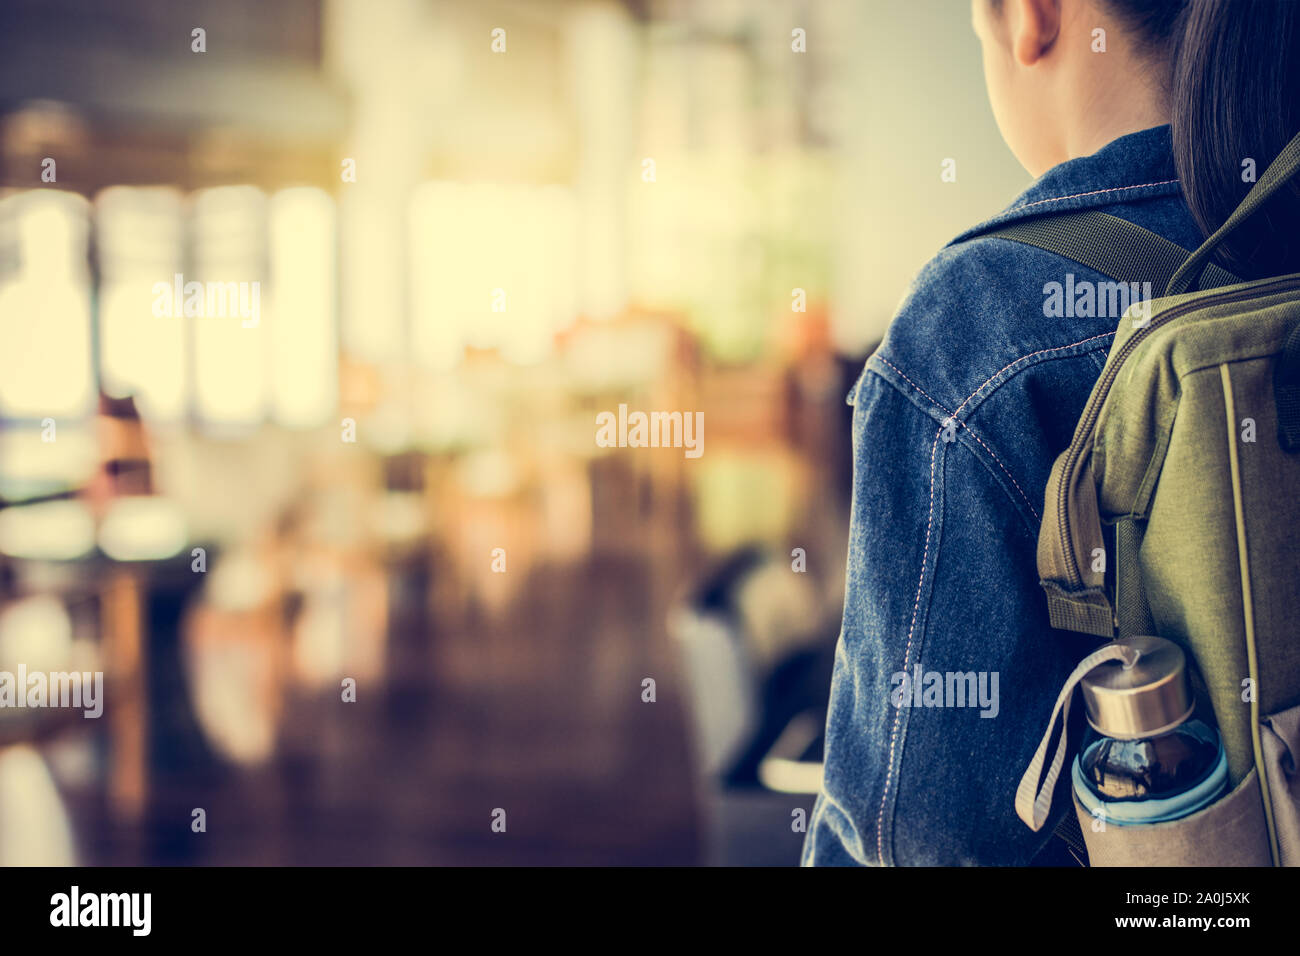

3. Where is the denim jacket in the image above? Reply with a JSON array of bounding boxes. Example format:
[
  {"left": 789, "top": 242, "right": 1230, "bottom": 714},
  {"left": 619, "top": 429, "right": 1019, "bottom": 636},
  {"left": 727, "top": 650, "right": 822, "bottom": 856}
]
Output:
[{"left": 803, "top": 126, "right": 1208, "bottom": 866}]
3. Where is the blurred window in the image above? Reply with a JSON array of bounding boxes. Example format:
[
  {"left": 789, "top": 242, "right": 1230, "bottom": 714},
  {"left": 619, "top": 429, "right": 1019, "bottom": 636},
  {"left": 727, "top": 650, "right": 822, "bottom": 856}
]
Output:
[
  {"left": 0, "top": 190, "right": 95, "bottom": 421},
  {"left": 97, "top": 186, "right": 188, "bottom": 421},
  {"left": 409, "top": 182, "right": 578, "bottom": 369}
]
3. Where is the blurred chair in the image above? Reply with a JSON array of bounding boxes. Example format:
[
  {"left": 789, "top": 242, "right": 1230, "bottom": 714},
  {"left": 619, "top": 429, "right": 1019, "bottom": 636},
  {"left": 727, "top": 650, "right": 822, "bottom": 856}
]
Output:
[
  {"left": 669, "top": 546, "right": 835, "bottom": 866},
  {"left": 0, "top": 594, "right": 82, "bottom": 865},
  {"left": 183, "top": 547, "right": 287, "bottom": 767},
  {"left": 0, "top": 745, "right": 76, "bottom": 866}
]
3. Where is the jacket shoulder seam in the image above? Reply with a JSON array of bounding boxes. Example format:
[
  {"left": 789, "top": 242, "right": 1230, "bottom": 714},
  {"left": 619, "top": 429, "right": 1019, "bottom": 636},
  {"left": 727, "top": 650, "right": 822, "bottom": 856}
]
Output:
[
  {"left": 865, "top": 361, "right": 1044, "bottom": 524},
  {"left": 949, "top": 331, "right": 1117, "bottom": 420}
]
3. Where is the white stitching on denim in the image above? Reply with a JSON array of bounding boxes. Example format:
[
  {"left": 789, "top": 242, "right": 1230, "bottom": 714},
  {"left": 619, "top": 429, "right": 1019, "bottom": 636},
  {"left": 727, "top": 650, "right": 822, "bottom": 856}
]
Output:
[
  {"left": 874, "top": 330, "right": 1116, "bottom": 546},
  {"left": 1012, "top": 179, "right": 1179, "bottom": 211},
  {"left": 873, "top": 357, "right": 1039, "bottom": 520},
  {"left": 945, "top": 333, "right": 1118, "bottom": 520},
  {"left": 866, "top": 315, "right": 1130, "bottom": 863},
  {"left": 949, "top": 332, "right": 1117, "bottom": 420},
  {"left": 874, "top": 355, "right": 953, "bottom": 413},
  {"left": 964, "top": 428, "right": 1039, "bottom": 520},
  {"left": 876, "top": 428, "right": 941, "bottom": 866}
]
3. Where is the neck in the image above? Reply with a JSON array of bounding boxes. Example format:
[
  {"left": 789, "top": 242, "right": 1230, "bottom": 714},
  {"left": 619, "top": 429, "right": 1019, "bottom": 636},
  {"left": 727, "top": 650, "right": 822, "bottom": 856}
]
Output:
[
  {"left": 1061, "top": 78, "right": 1169, "bottom": 162},
  {"left": 1032, "top": 10, "right": 1172, "bottom": 173},
  {"left": 1054, "top": 23, "right": 1171, "bottom": 165}
]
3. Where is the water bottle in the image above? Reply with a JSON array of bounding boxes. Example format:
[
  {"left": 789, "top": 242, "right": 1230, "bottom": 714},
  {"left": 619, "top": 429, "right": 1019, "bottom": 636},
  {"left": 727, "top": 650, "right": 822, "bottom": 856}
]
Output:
[{"left": 1072, "top": 636, "right": 1227, "bottom": 826}]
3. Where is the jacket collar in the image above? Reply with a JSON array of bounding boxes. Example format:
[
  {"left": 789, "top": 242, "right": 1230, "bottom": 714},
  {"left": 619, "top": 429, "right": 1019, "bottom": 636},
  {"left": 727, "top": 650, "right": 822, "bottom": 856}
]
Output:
[{"left": 949, "top": 124, "right": 1182, "bottom": 245}]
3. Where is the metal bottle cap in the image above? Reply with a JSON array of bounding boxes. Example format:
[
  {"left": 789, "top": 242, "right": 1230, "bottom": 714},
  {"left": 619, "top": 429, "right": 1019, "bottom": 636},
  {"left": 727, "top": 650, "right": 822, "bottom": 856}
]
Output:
[{"left": 1080, "top": 636, "right": 1194, "bottom": 740}]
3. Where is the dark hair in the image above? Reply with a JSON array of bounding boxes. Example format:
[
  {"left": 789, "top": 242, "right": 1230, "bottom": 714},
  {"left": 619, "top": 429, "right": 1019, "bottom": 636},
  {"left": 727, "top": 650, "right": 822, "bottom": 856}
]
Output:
[
  {"left": 1163, "top": 0, "right": 1300, "bottom": 278},
  {"left": 993, "top": 0, "right": 1300, "bottom": 278}
]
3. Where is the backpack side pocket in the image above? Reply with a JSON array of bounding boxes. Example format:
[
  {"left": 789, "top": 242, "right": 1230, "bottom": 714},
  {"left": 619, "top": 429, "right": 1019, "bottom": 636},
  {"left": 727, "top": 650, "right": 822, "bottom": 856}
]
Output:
[{"left": 1072, "top": 769, "right": 1273, "bottom": 866}]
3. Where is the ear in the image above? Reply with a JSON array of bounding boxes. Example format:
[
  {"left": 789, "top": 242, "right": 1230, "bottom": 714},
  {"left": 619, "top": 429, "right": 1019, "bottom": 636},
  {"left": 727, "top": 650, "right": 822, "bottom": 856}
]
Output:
[{"left": 1010, "top": 0, "right": 1062, "bottom": 66}]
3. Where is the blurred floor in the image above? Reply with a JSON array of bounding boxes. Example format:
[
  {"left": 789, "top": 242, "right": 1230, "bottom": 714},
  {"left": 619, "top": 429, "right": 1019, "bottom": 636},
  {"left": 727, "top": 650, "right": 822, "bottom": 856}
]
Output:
[{"left": 64, "top": 518, "right": 705, "bottom": 866}]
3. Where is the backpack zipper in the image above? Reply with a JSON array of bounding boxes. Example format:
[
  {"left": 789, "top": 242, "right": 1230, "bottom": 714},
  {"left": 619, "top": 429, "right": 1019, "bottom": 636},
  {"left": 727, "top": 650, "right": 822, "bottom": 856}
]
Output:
[{"left": 1055, "top": 278, "right": 1300, "bottom": 589}]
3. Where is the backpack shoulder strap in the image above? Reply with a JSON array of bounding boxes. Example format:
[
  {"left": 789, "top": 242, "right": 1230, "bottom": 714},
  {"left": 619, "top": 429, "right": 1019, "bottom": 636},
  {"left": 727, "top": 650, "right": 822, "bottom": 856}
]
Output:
[
  {"left": 1167, "top": 129, "right": 1300, "bottom": 295},
  {"left": 974, "top": 210, "right": 1240, "bottom": 290}
]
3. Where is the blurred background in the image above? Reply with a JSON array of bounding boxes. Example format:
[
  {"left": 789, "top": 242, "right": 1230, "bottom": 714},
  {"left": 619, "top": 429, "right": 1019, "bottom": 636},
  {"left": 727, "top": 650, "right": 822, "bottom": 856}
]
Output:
[{"left": 0, "top": 0, "right": 1028, "bottom": 865}]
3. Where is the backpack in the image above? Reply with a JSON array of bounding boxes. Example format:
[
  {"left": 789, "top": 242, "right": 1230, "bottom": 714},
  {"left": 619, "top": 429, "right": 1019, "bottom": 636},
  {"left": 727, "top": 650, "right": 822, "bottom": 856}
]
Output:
[{"left": 989, "top": 131, "right": 1300, "bottom": 866}]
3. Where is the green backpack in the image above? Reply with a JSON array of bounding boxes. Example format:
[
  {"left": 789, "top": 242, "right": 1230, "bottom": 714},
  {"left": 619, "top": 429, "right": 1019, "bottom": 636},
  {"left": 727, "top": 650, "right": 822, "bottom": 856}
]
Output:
[{"left": 998, "top": 131, "right": 1300, "bottom": 866}]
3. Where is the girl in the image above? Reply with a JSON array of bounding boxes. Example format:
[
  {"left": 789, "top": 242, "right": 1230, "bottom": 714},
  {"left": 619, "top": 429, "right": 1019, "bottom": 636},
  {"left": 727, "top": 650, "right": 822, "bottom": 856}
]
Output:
[{"left": 804, "top": 0, "right": 1300, "bottom": 865}]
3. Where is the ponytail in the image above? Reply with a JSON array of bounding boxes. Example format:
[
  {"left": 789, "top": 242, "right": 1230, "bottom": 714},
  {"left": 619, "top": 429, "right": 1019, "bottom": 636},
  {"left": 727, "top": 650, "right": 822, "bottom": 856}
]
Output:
[
  {"left": 1165, "top": 0, "right": 1300, "bottom": 278},
  {"left": 1090, "top": 0, "right": 1300, "bottom": 278}
]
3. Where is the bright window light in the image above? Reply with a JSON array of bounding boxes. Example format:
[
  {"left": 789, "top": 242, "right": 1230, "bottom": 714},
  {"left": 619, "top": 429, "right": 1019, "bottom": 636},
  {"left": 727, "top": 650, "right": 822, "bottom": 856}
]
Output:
[
  {"left": 268, "top": 187, "right": 338, "bottom": 428},
  {"left": 0, "top": 191, "right": 94, "bottom": 420},
  {"left": 96, "top": 186, "right": 187, "bottom": 422},
  {"left": 190, "top": 186, "right": 268, "bottom": 427},
  {"left": 409, "top": 182, "right": 578, "bottom": 369}
]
